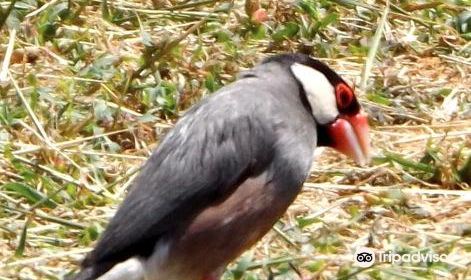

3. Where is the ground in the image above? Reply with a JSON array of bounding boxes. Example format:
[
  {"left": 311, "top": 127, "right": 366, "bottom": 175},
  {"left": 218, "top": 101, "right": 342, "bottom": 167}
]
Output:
[{"left": 0, "top": 0, "right": 470, "bottom": 279}]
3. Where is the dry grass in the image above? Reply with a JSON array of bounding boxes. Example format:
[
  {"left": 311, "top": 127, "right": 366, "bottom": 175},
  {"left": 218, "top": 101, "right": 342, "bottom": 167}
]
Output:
[{"left": 0, "top": 0, "right": 470, "bottom": 279}]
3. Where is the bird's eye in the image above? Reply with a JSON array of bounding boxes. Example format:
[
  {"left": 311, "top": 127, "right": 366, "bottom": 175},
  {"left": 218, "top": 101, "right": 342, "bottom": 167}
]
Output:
[{"left": 335, "top": 83, "right": 354, "bottom": 110}]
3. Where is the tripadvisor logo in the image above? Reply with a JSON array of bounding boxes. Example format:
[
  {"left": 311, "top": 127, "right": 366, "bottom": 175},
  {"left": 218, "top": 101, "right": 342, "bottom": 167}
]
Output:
[
  {"left": 354, "top": 247, "right": 375, "bottom": 268},
  {"left": 353, "top": 247, "right": 448, "bottom": 267}
]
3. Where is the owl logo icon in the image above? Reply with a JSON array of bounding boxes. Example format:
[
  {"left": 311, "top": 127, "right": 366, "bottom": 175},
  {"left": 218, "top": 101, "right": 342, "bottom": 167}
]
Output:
[{"left": 354, "top": 247, "right": 375, "bottom": 267}]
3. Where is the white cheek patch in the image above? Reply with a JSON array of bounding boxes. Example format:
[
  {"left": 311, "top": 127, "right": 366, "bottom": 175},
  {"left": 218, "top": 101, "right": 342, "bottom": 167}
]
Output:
[{"left": 290, "top": 63, "right": 339, "bottom": 125}]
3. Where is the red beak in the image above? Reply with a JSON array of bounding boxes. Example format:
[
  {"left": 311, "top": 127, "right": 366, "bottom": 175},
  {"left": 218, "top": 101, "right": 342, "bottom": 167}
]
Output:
[{"left": 326, "top": 112, "right": 371, "bottom": 166}]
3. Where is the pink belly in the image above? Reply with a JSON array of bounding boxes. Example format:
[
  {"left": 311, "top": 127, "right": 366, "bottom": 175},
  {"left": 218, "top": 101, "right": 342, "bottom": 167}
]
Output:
[{"left": 145, "top": 173, "right": 299, "bottom": 280}]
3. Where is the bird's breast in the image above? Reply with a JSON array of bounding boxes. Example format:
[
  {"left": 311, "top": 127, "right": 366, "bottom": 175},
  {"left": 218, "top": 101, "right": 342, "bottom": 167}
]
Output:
[{"left": 143, "top": 171, "right": 299, "bottom": 280}]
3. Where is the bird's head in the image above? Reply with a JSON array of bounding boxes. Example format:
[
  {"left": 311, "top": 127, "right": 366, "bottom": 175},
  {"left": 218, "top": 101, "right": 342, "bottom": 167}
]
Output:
[{"left": 266, "top": 54, "right": 371, "bottom": 166}]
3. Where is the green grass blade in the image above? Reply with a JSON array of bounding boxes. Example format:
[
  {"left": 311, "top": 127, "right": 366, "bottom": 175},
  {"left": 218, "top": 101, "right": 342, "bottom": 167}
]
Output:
[
  {"left": 384, "top": 152, "right": 436, "bottom": 173},
  {"left": 2, "top": 182, "right": 57, "bottom": 208},
  {"left": 360, "top": 2, "right": 389, "bottom": 91},
  {"left": 15, "top": 218, "right": 30, "bottom": 257}
]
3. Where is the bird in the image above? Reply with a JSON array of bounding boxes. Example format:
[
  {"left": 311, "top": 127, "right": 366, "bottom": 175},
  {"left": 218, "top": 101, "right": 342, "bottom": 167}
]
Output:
[{"left": 70, "top": 53, "right": 371, "bottom": 280}]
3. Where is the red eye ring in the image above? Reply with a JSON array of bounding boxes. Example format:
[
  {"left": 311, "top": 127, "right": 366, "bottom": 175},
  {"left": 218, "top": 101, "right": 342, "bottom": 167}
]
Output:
[{"left": 335, "top": 83, "right": 354, "bottom": 109}]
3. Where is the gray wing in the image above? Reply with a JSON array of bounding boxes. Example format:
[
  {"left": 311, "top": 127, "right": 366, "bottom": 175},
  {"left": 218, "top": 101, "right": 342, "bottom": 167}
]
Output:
[{"left": 82, "top": 96, "right": 277, "bottom": 269}]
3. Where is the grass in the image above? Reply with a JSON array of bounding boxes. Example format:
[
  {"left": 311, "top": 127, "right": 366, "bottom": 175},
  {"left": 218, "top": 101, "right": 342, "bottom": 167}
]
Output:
[{"left": 0, "top": 0, "right": 470, "bottom": 279}]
